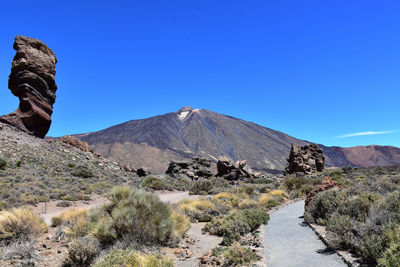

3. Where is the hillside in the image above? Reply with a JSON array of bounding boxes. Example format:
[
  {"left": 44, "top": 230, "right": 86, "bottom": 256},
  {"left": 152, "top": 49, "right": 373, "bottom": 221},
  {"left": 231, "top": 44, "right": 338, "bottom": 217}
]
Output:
[
  {"left": 0, "top": 122, "right": 140, "bottom": 208},
  {"left": 77, "top": 107, "right": 400, "bottom": 174}
]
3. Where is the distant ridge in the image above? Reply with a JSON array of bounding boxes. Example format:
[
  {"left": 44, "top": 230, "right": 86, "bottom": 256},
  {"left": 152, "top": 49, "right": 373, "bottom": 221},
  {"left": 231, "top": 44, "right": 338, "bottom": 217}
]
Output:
[{"left": 76, "top": 107, "right": 400, "bottom": 174}]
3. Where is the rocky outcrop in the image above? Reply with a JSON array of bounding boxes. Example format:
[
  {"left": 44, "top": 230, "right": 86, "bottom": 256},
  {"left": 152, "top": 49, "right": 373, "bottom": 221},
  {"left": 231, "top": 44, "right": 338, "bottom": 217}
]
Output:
[
  {"left": 284, "top": 144, "right": 325, "bottom": 175},
  {"left": 166, "top": 157, "right": 213, "bottom": 180},
  {"left": 305, "top": 177, "right": 340, "bottom": 207},
  {"left": 216, "top": 158, "right": 256, "bottom": 181},
  {"left": 0, "top": 35, "right": 58, "bottom": 138},
  {"left": 60, "top": 136, "right": 93, "bottom": 153}
]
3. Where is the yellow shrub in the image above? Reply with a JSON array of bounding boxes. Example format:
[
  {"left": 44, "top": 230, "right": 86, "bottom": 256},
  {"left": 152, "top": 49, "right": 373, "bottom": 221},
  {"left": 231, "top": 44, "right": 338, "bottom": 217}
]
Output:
[
  {"left": 238, "top": 198, "right": 260, "bottom": 209},
  {"left": 0, "top": 207, "right": 48, "bottom": 239},
  {"left": 178, "top": 198, "right": 214, "bottom": 213},
  {"left": 51, "top": 209, "right": 90, "bottom": 237},
  {"left": 270, "top": 189, "right": 289, "bottom": 199},
  {"left": 170, "top": 210, "right": 190, "bottom": 238},
  {"left": 212, "top": 192, "right": 239, "bottom": 209},
  {"left": 259, "top": 194, "right": 273, "bottom": 205}
]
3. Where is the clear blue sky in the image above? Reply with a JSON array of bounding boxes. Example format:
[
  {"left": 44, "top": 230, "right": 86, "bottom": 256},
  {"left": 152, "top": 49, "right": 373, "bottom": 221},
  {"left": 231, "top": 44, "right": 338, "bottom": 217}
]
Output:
[{"left": 0, "top": 0, "right": 399, "bottom": 147}]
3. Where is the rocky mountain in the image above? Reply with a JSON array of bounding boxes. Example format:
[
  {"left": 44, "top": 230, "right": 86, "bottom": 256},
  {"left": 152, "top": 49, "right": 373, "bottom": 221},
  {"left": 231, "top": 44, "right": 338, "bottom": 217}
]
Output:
[{"left": 77, "top": 107, "right": 400, "bottom": 174}]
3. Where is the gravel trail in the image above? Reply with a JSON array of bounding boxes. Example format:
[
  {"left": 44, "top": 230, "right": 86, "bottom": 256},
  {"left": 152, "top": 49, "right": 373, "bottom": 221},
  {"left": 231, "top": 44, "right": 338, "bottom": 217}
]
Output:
[{"left": 264, "top": 200, "right": 346, "bottom": 267}]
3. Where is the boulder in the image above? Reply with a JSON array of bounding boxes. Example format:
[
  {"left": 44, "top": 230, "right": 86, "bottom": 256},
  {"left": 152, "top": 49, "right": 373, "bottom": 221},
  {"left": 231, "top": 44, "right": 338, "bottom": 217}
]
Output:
[
  {"left": 166, "top": 157, "right": 213, "bottom": 180},
  {"left": 216, "top": 157, "right": 255, "bottom": 181},
  {"left": 284, "top": 144, "right": 325, "bottom": 175},
  {"left": 137, "top": 167, "right": 150, "bottom": 177},
  {"left": 0, "top": 35, "right": 58, "bottom": 138}
]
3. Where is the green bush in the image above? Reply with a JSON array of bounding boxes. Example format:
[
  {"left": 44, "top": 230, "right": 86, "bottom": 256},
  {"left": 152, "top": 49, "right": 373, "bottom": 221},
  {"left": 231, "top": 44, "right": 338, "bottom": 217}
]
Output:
[
  {"left": 90, "top": 186, "right": 176, "bottom": 245},
  {"left": 205, "top": 208, "right": 269, "bottom": 245},
  {"left": 62, "top": 236, "right": 100, "bottom": 267},
  {"left": 223, "top": 242, "right": 260, "bottom": 266},
  {"left": 0, "top": 158, "right": 6, "bottom": 169},
  {"left": 141, "top": 176, "right": 171, "bottom": 191},
  {"left": 378, "top": 241, "right": 400, "bottom": 267},
  {"left": 94, "top": 249, "right": 174, "bottom": 267},
  {"left": 189, "top": 179, "right": 213, "bottom": 195},
  {"left": 71, "top": 165, "right": 94, "bottom": 178}
]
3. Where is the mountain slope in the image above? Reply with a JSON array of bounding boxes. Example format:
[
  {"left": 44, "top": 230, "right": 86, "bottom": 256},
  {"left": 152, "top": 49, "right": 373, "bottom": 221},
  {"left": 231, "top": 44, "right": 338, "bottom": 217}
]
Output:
[{"left": 77, "top": 107, "right": 400, "bottom": 173}]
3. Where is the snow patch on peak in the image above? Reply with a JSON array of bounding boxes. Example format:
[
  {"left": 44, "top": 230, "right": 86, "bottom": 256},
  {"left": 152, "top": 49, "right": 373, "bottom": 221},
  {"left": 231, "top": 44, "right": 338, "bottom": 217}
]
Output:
[{"left": 178, "top": 111, "right": 190, "bottom": 121}]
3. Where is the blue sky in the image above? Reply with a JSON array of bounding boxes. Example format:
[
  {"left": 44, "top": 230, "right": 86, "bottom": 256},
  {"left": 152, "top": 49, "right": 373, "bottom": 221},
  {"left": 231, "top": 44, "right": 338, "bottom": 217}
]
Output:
[{"left": 0, "top": 0, "right": 399, "bottom": 147}]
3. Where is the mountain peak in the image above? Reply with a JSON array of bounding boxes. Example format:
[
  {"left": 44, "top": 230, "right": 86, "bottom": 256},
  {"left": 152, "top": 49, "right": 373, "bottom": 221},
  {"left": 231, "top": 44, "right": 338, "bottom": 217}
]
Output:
[{"left": 177, "top": 106, "right": 194, "bottom": 113}]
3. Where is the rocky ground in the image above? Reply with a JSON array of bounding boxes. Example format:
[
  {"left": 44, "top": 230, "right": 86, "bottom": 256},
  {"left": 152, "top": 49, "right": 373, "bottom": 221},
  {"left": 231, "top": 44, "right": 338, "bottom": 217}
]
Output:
[{"left": 0, "top": 122, "right": 141, "bottom": 209}]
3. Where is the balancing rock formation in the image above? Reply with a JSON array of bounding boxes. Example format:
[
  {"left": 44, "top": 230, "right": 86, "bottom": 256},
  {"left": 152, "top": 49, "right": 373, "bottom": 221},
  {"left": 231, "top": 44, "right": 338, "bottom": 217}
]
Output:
[
  {"left": 0, "top": 35, "right": 58, "bottom": 138},
  {"left": 216, "top": 158, "right": 257, "bottom": 181},
  {"left": 284, "top": 144, "right": 325, "bottom": 174}
]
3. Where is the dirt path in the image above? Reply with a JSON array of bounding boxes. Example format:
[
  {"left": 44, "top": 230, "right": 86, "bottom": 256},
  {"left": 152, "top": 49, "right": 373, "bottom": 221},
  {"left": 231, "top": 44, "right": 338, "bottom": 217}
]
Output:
[
  {"left": 31, "top": 194, "right": 108, "bottom": 225},
  {"left": 31, "top": 191, "right": 197, "bottom": 225},
  {"left": 264, "top": 200, "right": 346, "bottom": 267}
]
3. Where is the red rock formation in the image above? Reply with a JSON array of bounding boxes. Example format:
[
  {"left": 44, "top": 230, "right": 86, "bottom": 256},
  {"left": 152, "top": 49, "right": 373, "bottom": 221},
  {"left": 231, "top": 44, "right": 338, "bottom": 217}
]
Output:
[
  {"left": 284, "top": 144, "right": 325, "bottom": 174},
  {"left": 0, "top": 35, "right": 57, "bottom": 138},
  {"left": 60, "top": 136, "right": 93, "bottom": 153},
  {"left": 305, "top": 177, "right": 340, "bottom": 207}
]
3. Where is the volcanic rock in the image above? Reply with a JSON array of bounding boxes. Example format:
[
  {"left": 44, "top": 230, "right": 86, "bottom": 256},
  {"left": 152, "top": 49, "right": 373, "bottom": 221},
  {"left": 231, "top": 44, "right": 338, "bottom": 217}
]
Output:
[
  {"left": 284, "top": 144, "right": 325, "bottom": 175},
  {"left": 136, "top": 167, "right": 150, "bottom": 177},
  {"left": 0, "top": 35, "right": 58, "bottom": 138},
  {"left": 166, "top": 157, "right": 213, "bottom": 180},
  {"left": 216, "top": 157, "right": 255, "bottom": 181},
  {"left": 60, "top": 135, "right": 93, "bottom": 153}
]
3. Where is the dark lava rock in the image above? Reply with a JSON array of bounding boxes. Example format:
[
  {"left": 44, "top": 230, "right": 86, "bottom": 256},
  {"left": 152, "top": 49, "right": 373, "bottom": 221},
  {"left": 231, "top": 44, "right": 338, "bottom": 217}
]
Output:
[
  {"left": 166, "top": 157, "right": 213, "bottom": 180},
  {"left": 0, "top": 35, "right": 58, "bottom": 138},
  {"left": 284, "top": 144, "right": 325, "bottom": 175},
  {"left": 137, "top": 167, "right": 150, "bottom": 177},
  {"left": 216, "top": 158, "right": 255, "bottom": 181}
]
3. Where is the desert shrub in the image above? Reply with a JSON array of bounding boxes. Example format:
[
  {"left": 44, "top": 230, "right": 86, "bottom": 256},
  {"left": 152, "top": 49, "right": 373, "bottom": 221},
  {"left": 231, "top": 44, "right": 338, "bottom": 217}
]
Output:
[
  {"left": 212, "top": 192, "right": 239, "bottom": 210},
  {"left": 252, "top": 177, "right": 273, "bottom": 184},
  {"left": 378, "top": 240, "right": 400, "bottom": 267},
  {"left": 270, "top": 189, "right": 289, "bottom": 199},
  {"left": 205, "top": 208, "right": 269, "bottom": 245},
  {"left": 170, "top": 210, "right": 190, "bottom": 238},
  {"left": 189, "top": 179, "right": 213, "bottom": 195},
  {"left": 238, "top": 198, "right": 260, "bottom": 209},
  {"left": 71, "top": 165, "right": 94, "bottom": 178},
  {"left": 177, "top": 198, "right": 218, "bottom": 222},
  {"left": 141, "top": 176, "right": 171, "bottom": 191},
  {"left": 1, "top": 237, "right": 37, "bottom": 264},
  {"left": 62, "top": 236, "right": 100, "bottom": 267},
  {"left": 0, "top": 158, "right": 7, "bottom": 169},
  {"left": 90, "top": 186, "right": 176, "bottom": 245},
  {"left": 94, "top": 249, "right": 174, "bottom": 267},
  {"left": 0, "top": 207, "right": 48, "bottom": 239},
  {"left": 56, "top": 201, "right": 72, "bottom": 207},
  {"left": 0, "top": 201, "right": 8, "bottom": 211},
  {"left": 304, "top": 189, "right": 341, "bottom": 225},
  {"left": 51, "top": 209, "right": 90, "bottom": 238},
  {"left": 221, "top": 242, "right": 259, "bottom": 266}
]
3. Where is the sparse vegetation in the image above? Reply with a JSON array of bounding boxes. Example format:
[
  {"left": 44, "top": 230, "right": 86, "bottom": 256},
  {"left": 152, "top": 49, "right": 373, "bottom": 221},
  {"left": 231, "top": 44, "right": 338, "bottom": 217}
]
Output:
[
  {"left": 212, "top": 242, "right": 260, "bottom": 266},
  {"left": 0, "top": 158, "right": 6, "bottom": 169},
  {"left": 304, "top": 166, "right": 400, "bottom": 264},
  {"left": 62, "top": 236, "right": 100, "bottom": 267},
  {"left": 141, "top": 176, "right": 172, "bottom": 191},
  {"left": 51, "top": 209, "right": 90, "bottom": 238},
  {"left": 0, "top": 207, "right": 48, "bottom": 239},
  {"left": 94, "top": 249, "right": 174, "bottom": 267}
]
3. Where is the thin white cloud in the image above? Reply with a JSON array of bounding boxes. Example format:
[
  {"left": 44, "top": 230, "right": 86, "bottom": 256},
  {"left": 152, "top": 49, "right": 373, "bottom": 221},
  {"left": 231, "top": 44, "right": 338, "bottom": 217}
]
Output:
[{"left": 337, "top": 130, "right": 397, "bottom": 139}]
